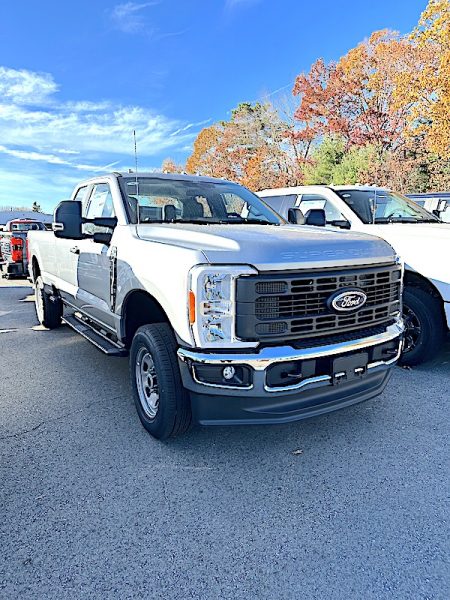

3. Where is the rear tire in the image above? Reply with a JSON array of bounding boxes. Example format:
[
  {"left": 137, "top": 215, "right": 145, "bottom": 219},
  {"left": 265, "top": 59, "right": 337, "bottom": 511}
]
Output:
[
  {"left": 130, "top": 323, "right": 192, "bottom": 440},
  {"left": 34, "top": 276, "right": 62, "bottom": 329},
  {"left": 399, "top": 286, "right": 445, "bottom": 366}
]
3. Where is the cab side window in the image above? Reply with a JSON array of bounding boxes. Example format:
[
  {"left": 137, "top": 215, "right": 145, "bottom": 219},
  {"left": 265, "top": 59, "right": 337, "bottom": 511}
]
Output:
[
  {"left": 73, "top": 186, "right": 88, "bottom": 204},
  {"left": 73, "top": 185, "right": 90, "bottom": 214},
  {"left": 298, "top": 194, "right": 344, "bottom": 224},
  {"left": 259, "top": 194, "right": 297, "bottom": 220},
  {"left": 84, "top": 183, "right": 115, "bottom": 234}
]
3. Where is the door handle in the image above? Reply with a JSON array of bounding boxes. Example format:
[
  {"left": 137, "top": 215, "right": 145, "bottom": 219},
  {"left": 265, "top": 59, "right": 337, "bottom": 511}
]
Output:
[{"left": 70, "top": 246, "right": 80, "bottom": 255}]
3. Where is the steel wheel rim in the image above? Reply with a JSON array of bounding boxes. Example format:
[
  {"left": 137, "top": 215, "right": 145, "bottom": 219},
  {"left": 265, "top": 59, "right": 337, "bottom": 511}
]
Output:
[
  {"left": 135, "top": 347, "right": 160, "bottom": 419},
  {"left": 403, "top": 304, "right": 422, "bottom": 354},
  {"left": 35, "top": 282, "right": 44, "bottom": 322}
]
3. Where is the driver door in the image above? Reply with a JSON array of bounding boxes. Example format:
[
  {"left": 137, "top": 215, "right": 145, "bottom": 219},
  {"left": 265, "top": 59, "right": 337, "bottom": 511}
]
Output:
[{"left": 75, "top": 183, "right": 117, "bottom": 330}]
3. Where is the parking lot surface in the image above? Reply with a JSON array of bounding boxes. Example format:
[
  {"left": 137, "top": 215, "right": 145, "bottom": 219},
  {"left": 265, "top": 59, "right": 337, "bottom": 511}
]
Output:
[{"left": 1, "top": 281, "right": 449, "bottom": 599}]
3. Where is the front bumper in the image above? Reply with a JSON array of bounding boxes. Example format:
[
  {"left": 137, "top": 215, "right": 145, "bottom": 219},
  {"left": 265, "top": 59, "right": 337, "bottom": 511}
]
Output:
[
  {"left": 178, "top": 320, "right": 404, "bottom": 425},
  {"left": 1, "top": 261, "right": 25, "bottom": 277}
]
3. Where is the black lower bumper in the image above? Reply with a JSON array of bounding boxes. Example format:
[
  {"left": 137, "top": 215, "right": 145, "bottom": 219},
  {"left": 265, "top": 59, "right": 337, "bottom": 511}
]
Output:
[
  {"left": 189, "top": 368, "right": 391, "bottom": 425},
  {"left": 178, "top": 321, "right": 403, "bottom": 426}
]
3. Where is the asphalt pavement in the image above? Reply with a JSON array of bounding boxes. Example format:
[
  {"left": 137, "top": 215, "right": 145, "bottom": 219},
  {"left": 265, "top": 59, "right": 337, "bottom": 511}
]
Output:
[{"left": 1, "top": 280, "right": 449, "bottom": 600}]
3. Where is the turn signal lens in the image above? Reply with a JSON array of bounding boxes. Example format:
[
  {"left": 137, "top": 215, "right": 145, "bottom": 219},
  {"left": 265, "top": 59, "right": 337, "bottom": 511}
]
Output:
[{"left": 188, "top": 290, "right": 196, "bottom": 324}]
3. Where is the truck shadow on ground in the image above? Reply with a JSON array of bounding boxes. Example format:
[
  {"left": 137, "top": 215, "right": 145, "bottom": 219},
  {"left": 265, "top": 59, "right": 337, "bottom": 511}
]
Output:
[{"left": 46, "top": 322, "right": 449, "bottom": 470}]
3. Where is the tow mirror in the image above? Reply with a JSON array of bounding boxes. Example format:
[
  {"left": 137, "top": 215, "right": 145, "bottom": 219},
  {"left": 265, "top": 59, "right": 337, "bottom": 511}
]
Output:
[
  {"left": 53, "top": 201, "right": 117, "bottom": 241},
  {"left": 287, "top": 208, "right": 305, "bottom": 225},
  {"left": 93, "top": 217, "right": 117, "bottom": 228},
  {"left": 304, "top": 208, "right": 326, "bottom": 227},
  {"left": 330, "top": 219, "right": 351, "bottom": 230},
  {"left": 93, "top": 232, "right": 113, "bottom": 245},
  {"left": 53, "top": 200, "right": 83, "bottom": 240}
]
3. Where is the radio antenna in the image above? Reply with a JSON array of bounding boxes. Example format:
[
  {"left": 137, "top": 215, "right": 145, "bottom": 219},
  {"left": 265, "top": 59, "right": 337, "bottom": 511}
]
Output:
[
  {"left": 133, "top": 130, "right": 139, "bottom": 181},
  {"left": 133, "top": 130, "right": 139, "bottom": 223}
]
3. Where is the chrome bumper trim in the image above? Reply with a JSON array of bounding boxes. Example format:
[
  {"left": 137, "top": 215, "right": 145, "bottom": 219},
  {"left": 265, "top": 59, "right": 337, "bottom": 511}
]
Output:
[
  {"left": 177, "top": 320, "right": 404, "bottom": 372},
  {"left": 263, "top": 342, "right": 403, "bottom": 393},
  {"left": 264, "top": 374, "right": 331, "bottom": 393}
]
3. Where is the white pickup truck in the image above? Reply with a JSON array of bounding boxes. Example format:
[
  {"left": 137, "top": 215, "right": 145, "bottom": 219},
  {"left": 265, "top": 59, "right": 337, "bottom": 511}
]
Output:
[
  {"left": 258, "top": 185, "right": 450, "bottom": 365},
  {"left": 28, "top": 173, "right": 404, "bottom": 439}
]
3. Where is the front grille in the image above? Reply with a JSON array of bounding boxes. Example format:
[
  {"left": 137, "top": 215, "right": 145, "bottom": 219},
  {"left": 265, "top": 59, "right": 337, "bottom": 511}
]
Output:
[{"left": 236, "top": 264, "right": 401, "bottom": 343}]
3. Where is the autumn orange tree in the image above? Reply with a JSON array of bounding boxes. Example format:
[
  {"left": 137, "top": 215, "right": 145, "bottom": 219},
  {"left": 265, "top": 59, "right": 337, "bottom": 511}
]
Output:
[
  {"left": 394, "top": 0, "right": 450, "bottom": 156},
  {"left": 185, "top": 102, "right": 303, "bottom": 190},
  {"left": 161, "top": 158, "right": 185, "bottom": 173},
  {"left": 293, "top": 30, "right": 416, "bottom": 152},
  {"left": 174, "top": 0, "right": 449, "bottom": 192}
]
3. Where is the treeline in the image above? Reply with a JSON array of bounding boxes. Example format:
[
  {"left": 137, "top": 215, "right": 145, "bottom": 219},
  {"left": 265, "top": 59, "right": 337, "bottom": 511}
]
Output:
[
  {"left": 0, "top": 202, "right": 43, "bottom": 212},
  {"left": 163, "top": 0, "right": 449, "bottom": 193}
]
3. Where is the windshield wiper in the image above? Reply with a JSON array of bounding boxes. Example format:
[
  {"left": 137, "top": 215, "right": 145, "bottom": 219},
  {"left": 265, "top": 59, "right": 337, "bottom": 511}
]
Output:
[
  {"left": 239, "top": 219, "right": 279, "bottom": 225},
  {"left": 138, "top": 218, "right": 222, "bottom": 225},
  {"left": 137, "top": 218, "right": 280, "bottom": 225},
  {"left": 375, "top": 216, "right": 419, "bottom": 223}
]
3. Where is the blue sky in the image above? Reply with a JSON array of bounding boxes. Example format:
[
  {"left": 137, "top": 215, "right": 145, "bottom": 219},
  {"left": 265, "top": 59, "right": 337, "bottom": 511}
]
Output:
[{"left": 0, "top": 0, "right": 427, "bottom": 212}]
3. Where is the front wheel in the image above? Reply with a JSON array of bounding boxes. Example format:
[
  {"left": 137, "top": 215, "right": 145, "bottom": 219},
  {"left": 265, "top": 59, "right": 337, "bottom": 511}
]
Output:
[
  {"left": 34, "top": 276, "right": 62, "bottom": 329},
  {"left": 399, "top": 286, "right": 445, "bottom": 366},
  {"left": 130, "top": 323, "right": 192, "bottom": 440}
]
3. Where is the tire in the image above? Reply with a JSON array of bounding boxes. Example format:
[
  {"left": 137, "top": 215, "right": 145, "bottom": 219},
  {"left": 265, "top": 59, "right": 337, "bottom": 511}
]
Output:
[
  {"left": 130, "top": 323, "right": 192, "bottom": 440},
  {"left": 399, "top": 286, "right": 445, "bottom": 366},
  {"left": 34, "top": 276, "right": 62, "bottom": 329}
]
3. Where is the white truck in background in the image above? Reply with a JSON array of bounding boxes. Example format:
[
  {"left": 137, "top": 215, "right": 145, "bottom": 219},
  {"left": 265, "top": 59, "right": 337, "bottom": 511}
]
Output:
[
  {"left": 27, "top": 172, "right": 404, "bottom": 439},
  {"left": 406, "top": 192, "right": 450, "bottom": 223},
  {"left": 258, "top": 185, "right": 450, "bottom": 365}
]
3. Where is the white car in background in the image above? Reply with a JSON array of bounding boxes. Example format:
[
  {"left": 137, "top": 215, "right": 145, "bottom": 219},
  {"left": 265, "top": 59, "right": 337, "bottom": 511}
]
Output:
[{"left": 258, "top": 185, "right": 450, "bottom": 366}]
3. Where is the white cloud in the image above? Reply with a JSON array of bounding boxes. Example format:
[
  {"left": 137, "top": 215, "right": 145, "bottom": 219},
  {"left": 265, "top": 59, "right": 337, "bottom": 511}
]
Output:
[
  {"left": 52, "top": 148, "right": 80, "bottom": 155},
  {"left": 0, "top": 65, "right": 205, "bottom": 209},
  {"left": 0, "top": 165, "right": 80, "bottom": 211},
  {"left": 0, "top": 66, "right": 197, "bottom": 158},
  {"left": 0, "top": 145, "right": 119, "bottom": 172},
  {"left": 169, "top": 119, "right": 212, "bottom": 137},
  {"left": 63, "top": 100, "right": 113, "bottom": 113},
  {"left": 0, "top": 66, "right": 58, "bottom": 105},
  {"left": 110, "top": 2, "right": 158, "bottom": 34}
]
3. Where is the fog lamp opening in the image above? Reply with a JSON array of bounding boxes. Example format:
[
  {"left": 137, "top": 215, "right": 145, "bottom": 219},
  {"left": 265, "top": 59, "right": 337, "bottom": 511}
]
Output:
[{"left": 193, "top": 364, "right": 252, "bottom": 388}]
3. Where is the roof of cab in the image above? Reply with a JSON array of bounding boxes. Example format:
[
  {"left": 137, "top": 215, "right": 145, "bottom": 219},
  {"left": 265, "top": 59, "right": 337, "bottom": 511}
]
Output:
[
  {"left": 330, "top": 185, "right": 390, "bottom": 192},
  {"left": 258, "top": 184, "right": 391, "bottom": 195},
  {"left": 77, "top": 171, "right": 234, "bottom": 187}
]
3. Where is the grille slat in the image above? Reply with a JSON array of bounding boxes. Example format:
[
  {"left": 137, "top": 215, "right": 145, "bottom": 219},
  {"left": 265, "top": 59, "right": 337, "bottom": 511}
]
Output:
[{"left": 236, "top": 264, "right": 401, "bottom": 342}]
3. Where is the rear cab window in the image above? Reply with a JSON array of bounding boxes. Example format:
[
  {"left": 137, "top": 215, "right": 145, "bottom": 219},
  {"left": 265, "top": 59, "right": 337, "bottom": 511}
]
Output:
[
  {"left": 259, "top": 194, "right": 297, "bottom": 220},
  {"left": 299, "top": 194, "right": 346, "bottom": 225}
]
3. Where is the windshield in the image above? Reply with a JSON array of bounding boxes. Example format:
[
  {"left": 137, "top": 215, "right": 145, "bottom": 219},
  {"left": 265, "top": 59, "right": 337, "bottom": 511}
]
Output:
[
  {"left": 119, "top": 177, "right": 283, "bottom": 225},
  {"left": 335, "top": 189, "right": 440, "bottom": 224}
]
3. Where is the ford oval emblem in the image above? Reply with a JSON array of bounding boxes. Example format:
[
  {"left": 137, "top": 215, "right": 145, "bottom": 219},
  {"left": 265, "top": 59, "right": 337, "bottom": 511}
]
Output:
[{"left": 329, "top": 289, "right": 367, "bottom": 312}]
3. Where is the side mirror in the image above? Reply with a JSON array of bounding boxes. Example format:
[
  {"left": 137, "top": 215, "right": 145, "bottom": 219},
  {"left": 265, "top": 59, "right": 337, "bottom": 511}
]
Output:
[
  {"left": 304, "top": 208, "right": 326, "bottom": 227},
  {"left": 287, "top": 207, "right": 305, "bottom": 225},
  {"left": 53, "top": 200, "right": 83, "bottom": 240},
  {"left": 93, "top": 217, "right": 117, "bottom": 228},
  {"left": 93, "top": 232, "right": 113, "bottom": 245},
  {"left": 330, "top": 219, "right": 351, "bottom": 230},
  {"left": 53, "top": 201, "right": 117, "bottom": 241}
]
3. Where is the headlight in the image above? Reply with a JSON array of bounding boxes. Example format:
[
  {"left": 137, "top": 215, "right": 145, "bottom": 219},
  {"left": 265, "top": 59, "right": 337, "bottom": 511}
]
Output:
[{"left": 189, "top": 265, "right": 258, "bottom": 348}]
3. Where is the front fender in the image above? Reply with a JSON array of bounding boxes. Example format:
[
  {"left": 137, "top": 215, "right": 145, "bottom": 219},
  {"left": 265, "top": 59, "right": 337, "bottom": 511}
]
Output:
[{"left": 113, "top": 228, "right": 207, "bottom": 346}]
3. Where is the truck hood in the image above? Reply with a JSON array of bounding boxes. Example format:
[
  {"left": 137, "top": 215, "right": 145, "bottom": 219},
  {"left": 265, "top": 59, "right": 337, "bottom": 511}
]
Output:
[
  {"left": 364, "top": 223, "right": 450, "bottom": 285},
  {"left": 136, "top": 223, "right": 395, "bottom": 271}
]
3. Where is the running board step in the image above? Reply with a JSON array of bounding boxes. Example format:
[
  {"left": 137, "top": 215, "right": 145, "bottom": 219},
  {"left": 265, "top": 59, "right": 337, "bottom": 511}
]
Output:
[{"left": 62, "top": 313, "right": 128, "bottom": 357}]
